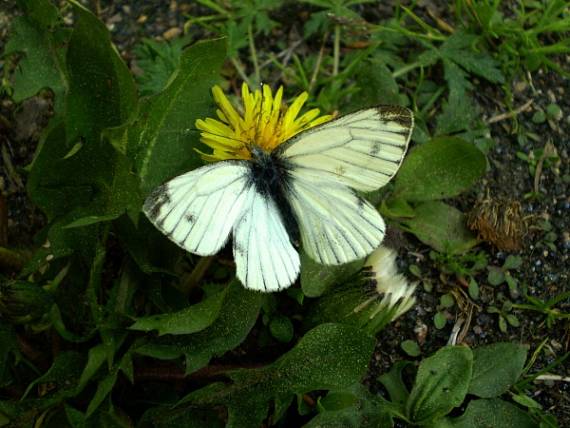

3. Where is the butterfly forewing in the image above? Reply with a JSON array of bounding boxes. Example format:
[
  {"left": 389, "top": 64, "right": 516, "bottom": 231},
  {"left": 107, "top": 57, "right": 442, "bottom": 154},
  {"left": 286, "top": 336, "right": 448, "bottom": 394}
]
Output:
[
  {"left": 143, "top": 162, "right": 252, "bottom": 256},
  {"left": 280, "top": 106, "right": 413, "bottom": 192}
]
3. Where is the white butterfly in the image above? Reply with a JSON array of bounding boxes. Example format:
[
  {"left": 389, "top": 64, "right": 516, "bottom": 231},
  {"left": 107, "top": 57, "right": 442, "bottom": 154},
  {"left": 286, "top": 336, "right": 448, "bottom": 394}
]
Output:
[{"left": 143, "top": 106, "right": 414, "bottom": 292}]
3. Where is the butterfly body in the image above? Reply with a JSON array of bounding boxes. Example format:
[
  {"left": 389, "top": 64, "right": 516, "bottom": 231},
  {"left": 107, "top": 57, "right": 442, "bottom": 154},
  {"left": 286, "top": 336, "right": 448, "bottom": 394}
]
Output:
[{"left": 144, "top": 106, "right": 414, "bottom": 292}]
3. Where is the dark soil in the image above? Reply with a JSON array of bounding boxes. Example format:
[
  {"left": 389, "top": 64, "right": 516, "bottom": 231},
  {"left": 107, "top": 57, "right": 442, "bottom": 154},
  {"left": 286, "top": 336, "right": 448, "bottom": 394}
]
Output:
[{"left": 1, "top": 0, "right": 568, "bottom": 425}]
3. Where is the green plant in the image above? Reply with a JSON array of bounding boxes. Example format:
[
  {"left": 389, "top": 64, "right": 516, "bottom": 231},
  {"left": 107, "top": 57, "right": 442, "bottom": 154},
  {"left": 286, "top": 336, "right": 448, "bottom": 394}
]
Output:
[
  {"left": 133, "top": 36, "right": 191, "bottom": 96},
  {"left": 513, "top": 291, "right": 570, "bottom": 328},
  {"left": 455, "top": 0, "right": 570, "bottom": 78},
  {"left": 308, "top": 343, "right": 549, "bottom": 427},
  {"left": 488, "top": 297, "right": 521, "bottom": 333},
  {"left": 487, "top": 254, "right": 523, "bottom": 297}
]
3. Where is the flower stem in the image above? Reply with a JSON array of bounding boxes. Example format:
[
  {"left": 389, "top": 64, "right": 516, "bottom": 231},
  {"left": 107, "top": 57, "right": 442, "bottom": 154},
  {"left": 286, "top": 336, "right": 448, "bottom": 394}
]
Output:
[
  {"left": 248, "top": 23, "right": 260, "bottom": 85},
  {"left": 333, "top": 24, "right": 341, "bottom": 76},
  {"left": 181, "top": 256, "right": 214, "bottom": 295}
]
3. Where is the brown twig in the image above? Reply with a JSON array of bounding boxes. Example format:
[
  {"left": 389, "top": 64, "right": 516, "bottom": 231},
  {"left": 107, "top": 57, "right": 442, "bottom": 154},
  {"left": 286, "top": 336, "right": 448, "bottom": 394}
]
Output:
[
  {"left": 134, "top": 362, "right": 263, "bottom": 383},
  {"left": 486, "top": 99, "right": 533, "bottom": 124}
]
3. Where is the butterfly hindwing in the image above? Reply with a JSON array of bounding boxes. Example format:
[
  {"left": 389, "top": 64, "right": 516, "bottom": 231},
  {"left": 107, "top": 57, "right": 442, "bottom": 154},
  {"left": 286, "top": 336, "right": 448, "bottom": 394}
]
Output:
[
  {"left": 143, "top": 162, "right": 252, "bottom": 256},
  {"left": 233, "top": 190, "right": 300, "bottom": 291},
  {"left": 287, "top": 172, "right": 385, "bottom": 265},
  {"left": 279, "top": 106, "right": 413, "bottom": 192}
]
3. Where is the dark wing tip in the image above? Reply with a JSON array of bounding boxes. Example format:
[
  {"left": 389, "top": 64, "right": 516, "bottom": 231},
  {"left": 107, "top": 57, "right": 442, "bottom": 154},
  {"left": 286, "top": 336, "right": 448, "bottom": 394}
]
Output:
[
  {"left": 142, "top": 185, "right": 171, "bottom": 221},
  {"left": 375, "top": 105, "right": 414, "bottom": 129}
]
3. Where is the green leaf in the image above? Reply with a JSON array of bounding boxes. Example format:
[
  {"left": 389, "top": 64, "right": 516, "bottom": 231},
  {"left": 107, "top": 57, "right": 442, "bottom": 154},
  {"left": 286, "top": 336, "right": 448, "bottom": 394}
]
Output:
[
  {"left": 122, "top": 38, "right": 226, "bottom": 194},
  {"left": 301, "top": 251, "right": 364, "bottom": 297},
  {"left": 512, "top": 393, "right": 542, "bottom": 410},
  {"left": 406, "top": 346, "right": 473, "bottom": 425},
  {"left": 436, "top": 63, "right": 479, "bottom": 135},
  {"left": 78, "top": 344, "right": 108, "bottom": 391},
  {"left": 129, "top": 286, "right": 227, "bottom": 335},
  {"left": 394, "top": 137, "right": 487, "bottom": 202},
  {"left": 5, "top": 1, "right": 68, "bottom": 112},
  {"left": 503, "top": 255, "right": 523, "bottom": 270},
  {"left": 27, "top": 2, "right": 142, "bottom": 224},
  {"left": 402, "top": 201, "right": 479, "bottom": 254},
  {"left": 305, "top": 384, "right": 394, "bottom": 428},
  {"left": 180, "top": 323, "right": 375, "bottom": 428},
  {"left": 66, "top": 1, "right": 137, "bottom": 144},
  {"left": 378, "top": 361, "right": 412, "bottom": 408},
  {"left": 444, "top": 399, "right": 536, "bottom": 428},
  {"left": 269, "top": 315, "right": 295, "bottom": 343},
  {"left": 440, "top": 32, "right": 505, "bottom": 84},
  {"left": 133, "top": 36, "right": 190, "bottom": 96},
  {"left": 434, "top": 312, "right": 447, "bottom": 330},
  {"left": 401, "top": 340, "right": 421, "bottom": 357},
  {"left": 135, "top": 280, "right": 262, "bottom": 374},
  {"left": 351, "top": 62, "right": 402, "bottom": 109},
  {"left": 86, "top": 371, "right": 118, "bottom": 416},
  {"left": 469, "top": 343, "right": 528, "bottom": 398},
  {"left": 487, "top": 267, "right": 505, "bottom": 286},
  {"left": 23, "top": 351, "right": 84, "bottom": 400},
  {"left": 440, "top": 294, "right": 455, "bottom": 308},
  {"left": 381, "top": 197, "right": 416, "bottom": 220}
]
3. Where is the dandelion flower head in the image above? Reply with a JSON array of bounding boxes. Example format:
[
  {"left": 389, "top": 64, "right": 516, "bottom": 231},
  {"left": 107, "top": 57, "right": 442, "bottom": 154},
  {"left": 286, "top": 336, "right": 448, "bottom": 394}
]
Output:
[{"left": 195, "top": 83, "right": 332, "bottom": 162}]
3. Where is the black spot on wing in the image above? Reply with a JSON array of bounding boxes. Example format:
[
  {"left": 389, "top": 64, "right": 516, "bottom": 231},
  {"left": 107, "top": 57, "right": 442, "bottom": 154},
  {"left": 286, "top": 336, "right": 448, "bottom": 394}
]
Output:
[{"left": 143, "top": 185, "right": 171, "bottom": 221}]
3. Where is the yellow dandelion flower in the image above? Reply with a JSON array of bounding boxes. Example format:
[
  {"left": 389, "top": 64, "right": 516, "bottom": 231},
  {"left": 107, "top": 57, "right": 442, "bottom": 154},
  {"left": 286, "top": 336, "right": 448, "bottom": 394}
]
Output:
[{"left": 195, "top": 83, "right": 332, "bottom": 162}]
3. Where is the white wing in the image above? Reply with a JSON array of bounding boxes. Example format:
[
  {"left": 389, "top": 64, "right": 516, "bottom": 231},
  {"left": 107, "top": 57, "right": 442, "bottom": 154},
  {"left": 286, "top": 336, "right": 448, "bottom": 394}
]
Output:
[
  {"left": 287, "top": 172, "right": 385, "bottom": 265},
  {"left": 143, "top": 162, "right": 252, "bottom": 256},
  {"left": 279, "top": 106, "right": 413, "bottom": 192},
  {"left": 233, "top": 191, "right": 300, "bottom": 292},
  {"left": 143, "top": 161, "right": 300, "bottom": 291}
]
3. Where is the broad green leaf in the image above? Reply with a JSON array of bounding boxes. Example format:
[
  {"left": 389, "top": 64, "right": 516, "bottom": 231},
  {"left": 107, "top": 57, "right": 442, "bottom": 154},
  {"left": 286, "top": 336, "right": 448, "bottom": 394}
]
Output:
[
  {"left": 5, "top": 1, "right": 68, "bottom": 112},
  {"left": 66, "top": 1, "right": 137, "bottom": 144},
  {"left": 180, "top": 323, "right": 375, "bottom": 428},
  {"left": 442, "top": 399, "right": 536, "bottom": 428},
  {"left": 380, "top": 197, "right": 416, "bottom": 220},
  {"left": 269, "top": 315, "right": 294, "bottom": 343},
  {"left": 350, "top": 62, "right": 403, "bottom": 110},
  {"left": 406, "top": 346, "right": 473, "bottom": 425},
  {"left": 122, "top": 38, "right": 226, "bottom": 194},
  {"left": 469, "top": 343, "right": 528, "bottom": 398},
  {"left": 135, "top": 280, "right": 262, "bottom": 374},
  {"left": 115, "top": 216, "right": 181, "bottom": 275},
  {"left": 305, "top": 384, "right": 394, "bottom": 428},
  {"left": 394, "top": 137, "right": 487, "bottom": 202},
  {"left": 129, "top": 286, "right": 227, "bottom": 335},
  {"left": 402, "top": 201, "right": 479, "bottom": 254},
  {"left": 27, "top": 2, "right": 141, "bottom": 225},
  {"left": 301, "top": 251, "right": 364, "bottom": 297}
]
